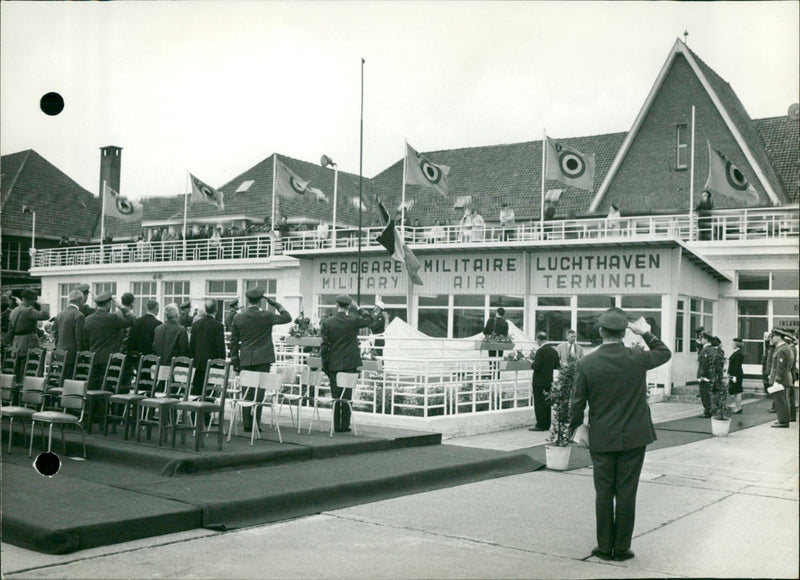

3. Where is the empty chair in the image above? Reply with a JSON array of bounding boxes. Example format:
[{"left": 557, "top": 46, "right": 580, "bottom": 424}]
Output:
[
  {"left": 43, "top": 349, "right": 68, "bottom": 410},
  {"left": 22, "top": 348, "right": 46, "bottom": 379},
  {"left": 228, "top": 371, "right": 283, "bottom": 444},
  {"left": 85, "top": 353, "right": 126, "bottom": 434},
  {"left": 105, "top": 354, "right": 160, "bottom": 440},
  {"left": 2, "top": 346, "right": 20, "bottom": 376},
  {"left": 29, "top": 378, "right": 88, "bottom": 459},
  {"left": 72, "top": 351, "right": 95, "bottom": 382},
  {"left": 172, "top": 359, "right": 229, "bottom": 451},
  {"left": 308, "top": 372, "right": 359, "bottom": 437},
  {"left": 2, "top": 376, "right": 46, "bottom": 453},
  {"left": 136, "top": 357, "right": 193, "bottom": 446},
  {"left": 280, "top": 367, "right": 322, "bottom": 433},
  {"left": 1, "top": 348, "right": 20, "bottom": 406}
]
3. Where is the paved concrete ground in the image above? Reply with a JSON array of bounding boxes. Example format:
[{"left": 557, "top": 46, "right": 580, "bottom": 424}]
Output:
[{"left": 3, "top": 402, "right": 798, "bottom": 579}]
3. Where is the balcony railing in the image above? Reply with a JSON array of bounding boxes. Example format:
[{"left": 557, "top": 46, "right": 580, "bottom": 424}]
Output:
[{"left": 31, "top": 206, "right": 799, "bottom": 269}]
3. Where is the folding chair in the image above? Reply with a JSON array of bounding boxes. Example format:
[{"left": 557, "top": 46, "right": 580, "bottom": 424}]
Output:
[
  {"left": 173, "top": 359, "right": 229, "bottom": 451},
  {"left": 29, "top": 378, "right": 88, "bottom": 459},
  {"left": 136, "top": 356, "right": 193, "bottom": 446},
  {"left": 228, "top": 371, "right": 283, "bottom": 444},
  {"left": 43, "top": 349, "right": 68, "bottom": 410},
  {"left": 2, "top": 376, "right": 46, "bottom": 453},
  {"left": 86, "top": 353, "right": 126, "bottom": 434},
  {"left": 105, "top": 354, "right": 160, "bottom": 440},
  {"left": 280, "top": 367, "right": 322, "bottom": 433},
  {"left": 308, "top": 372, "right": 359, "bottom": 437}
]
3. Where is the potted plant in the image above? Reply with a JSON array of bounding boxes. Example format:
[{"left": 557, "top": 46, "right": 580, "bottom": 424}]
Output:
[
  {"left": 544, "top": 355, "right": 577, "bottom": 470},
  {"left": 500, "top": 350, "right": 531, "bottom": 371},
  {"left": 708, "top": 343, "right": 730, "bottom": 436}
]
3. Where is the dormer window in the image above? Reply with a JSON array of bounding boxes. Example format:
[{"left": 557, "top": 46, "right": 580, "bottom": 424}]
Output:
[{"left": 675, "top": 123, "right": 689, "bottom": 170}]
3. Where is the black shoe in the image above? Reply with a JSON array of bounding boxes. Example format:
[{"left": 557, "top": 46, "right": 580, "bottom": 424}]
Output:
[
  {"left": 591, "top": 547, "right": 613, "bottom": 561},
  {"left": 768, "top": 408, "right": 777, "bottom": 413},
  {"left": 529, "top": 426, "right": 548, "bottom": 432},
  {"left": 614, "top": 549, "right": 635, "bottom": 561},
  {"left": 733, "top": 409, "right": 743, "bottom": 414},
  {"left": 771, "top": 421, "right": 789, "bottom": 428}
]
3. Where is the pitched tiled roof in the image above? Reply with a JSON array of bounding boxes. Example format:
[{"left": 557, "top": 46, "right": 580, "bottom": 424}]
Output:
[
  {"left": 371, "top": 133, "right": 627, "bottom": 226},
  {"left": 686, "top": 45, "right": 789, "bottom": 204},
  {"left": 1, "top": 149, "right": 101, "bottom": 240},
  {"left": 754, "top": 116, "right": 799, "bottom": 201}
]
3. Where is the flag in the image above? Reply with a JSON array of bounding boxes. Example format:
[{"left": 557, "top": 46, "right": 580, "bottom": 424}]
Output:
[
  {"left": 275, "top": 160, "right": 310, "bottom": 200},
  {"left": 545, "top": 137, "right": 595, "bottom": 191},
  {"left": 189, "top": 173, "right": 225, "bottom": 210},
  {"left": 351, "top": 197, "right": 368, "bottom": 211},
  {"left": 703, "top": 140, "right": 759, "bottom": 206},
  {"left": 307, "top": 186, "right": 328, "bottom": 203},
  {"left": 104, "top": 184, "right": 143, "bottom": 223},
  {"left": 374, "top": 200, "right": 423, "bottom": 285},
  {"left": 405, "top": 143, "right": 450, "bottom": 197}
]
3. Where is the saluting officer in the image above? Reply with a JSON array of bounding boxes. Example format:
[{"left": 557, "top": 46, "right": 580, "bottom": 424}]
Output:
[{"left": 83, "top": 292, "right": 135, "bottom": 391}]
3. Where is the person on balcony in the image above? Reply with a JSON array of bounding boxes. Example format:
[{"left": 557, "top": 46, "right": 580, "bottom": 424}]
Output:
[
  {"left": 459, "top": 208, "right": 475, "bottom": 242},
  {"left": 606, "top": 204, "right": 621, "bottom": 233},
  {"left": 499, "top": 203, "right": 516, "bottom": 241},
  {"left": 696, "top": 190, "right": 714, "bottom": 241}
]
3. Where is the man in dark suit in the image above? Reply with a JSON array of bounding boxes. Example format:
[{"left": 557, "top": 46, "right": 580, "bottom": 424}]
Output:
[
  {"left": 727, "top": 337, "right": 745, "bottom": 414},
  {"left": 229, "top": 287, "right": 292, "bottom": 429},
  {"left": 53, "top": 289, "right": 85, "bottom": 380},
  {"left": 529, "top": 331, "right": 559, "bottom": 431},
  {"left": 127, "top": 300, "right": 161, "bottom": 357},
  {"left": 320, "top": 294, "right": 375, "bottom": 433},
  {"left": 189, "top": 298, "right": 226, "bottom": 396},
  {"left": 83, "top": 292, "right": 135, "bottom": 390},
  {"left": 483, "top": 307, "right": 509, "bottom": 364},
  {"left": 696, "top": 332, "right": 715, "bottom": 418},
  {"left": 569, "top": 308, "right": 671, "bottom": 562},
  {"left": 152, "top": 303, "right": 189, "bottom": 366}
]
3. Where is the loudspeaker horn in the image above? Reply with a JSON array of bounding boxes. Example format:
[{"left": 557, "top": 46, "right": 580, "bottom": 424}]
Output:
[
  {"left": 320, "top": 154, "right": 334, "bottom": 168},
  {"left": 788, "top": 103, "right": 800, "bottom": 121}
]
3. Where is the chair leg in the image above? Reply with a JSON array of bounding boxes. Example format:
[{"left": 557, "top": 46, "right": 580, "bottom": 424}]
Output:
[
  {"left": 7, "top": 417, "right": 14, "bottom": 454},
  {"left": 47, "top": 423, "right": 55, "bottom": 452},
  {"left": 274, "top": 407, "right": 282, "bottom": 444},
  {"left": 250, "top": 412, "right": 257, "bottom": 446},
  {"left": 77, "top": 424, "right": 87, "bottom": 459},
  {"left": 28, "top": 420, "right": 37, "bottom": 457},
  {"left": 86, "top": 399, "right": 94, "bottom": 434},
  {"left": 60, "top": 424, "right": 67, "bottom": 455},
  {"left": 194, "top": 412, "right": 203, "bottom": 451}
]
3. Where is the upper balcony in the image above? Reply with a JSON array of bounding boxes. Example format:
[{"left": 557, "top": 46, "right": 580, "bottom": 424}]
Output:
[{"left": 30, "top": 206, "right": 799, "bottom": 272}]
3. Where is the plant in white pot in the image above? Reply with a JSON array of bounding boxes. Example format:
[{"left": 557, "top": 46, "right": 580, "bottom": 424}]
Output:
[{"left": 545, "top": 354, "right": 577, "bottom": 470}]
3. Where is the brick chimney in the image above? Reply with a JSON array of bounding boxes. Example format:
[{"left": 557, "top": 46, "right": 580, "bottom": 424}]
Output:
[{"left": 99, "top": 145, "right": 122, "bottom": 194}]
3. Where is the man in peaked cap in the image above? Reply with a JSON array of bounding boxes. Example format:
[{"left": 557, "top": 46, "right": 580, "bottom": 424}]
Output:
[
  {"left": 728, "top": 337, "right": 745, "bottom": 414},
  {"left": 229, "top": 287, "right": 292, "bottom": 430},
  {"left": 320, "top": 295, "right": 376, "bottom": 433},
  {"left": 569, "top": 307, "right": 671, "bottom": 562},
  {"left": 8, "top": 289, "right": 50, "bottom": 379},
  {"left": 369, "top": 301, "right": 387, "bottom": 358},
  {"left": 768, "top": 328, "right": 796, "bottom": 427},
  {"left": 83, "top": 291, "right": 135, "bottom": 392},
  {"left": 696, "top": 331, "right": 716, "bottom": 418},
  {"left": 179, "top": 301, "right": 194, "bottom": 330},
  {"left": 76, "top": 284, "right": 95, "bottom": 318}
]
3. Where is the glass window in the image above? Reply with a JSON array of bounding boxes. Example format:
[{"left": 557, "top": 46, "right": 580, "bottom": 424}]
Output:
[
  {"left": 535, "top": 310, "right": 570, "bottom": 342},
  {"left": 627, "top": 311, "right": 662, "bottom": 338},
  {"left": 676, "top": 123, "right": 689, "bottom": 170},
  {"left": 419, "top": 295, "right": 448, "bottom": 307},
  {"left": 538, "top": 296, "right": 570, "bottom": 307},
  {"left": 675, "top": 300, "right": 685, "bottom": 352},
  {"left": 454, "top": 295, "right": 484, "bottom": 307},
  {"left": 318, "top": 294, "right": 338, "bottom": 321},
  {"left": 163, "top": 280, "right": 190, "bottom": 310},
  {"left": 59, "top": 283, "right": 80, "bottom": 312},
  {"left": 622, "top": 295, "right": 661, "bottom": 309},
  {"left": 689, "top": 298, "right": 714, "bottom": 352},
  {"left": 491, "top": 295, "right": 524, "bottom": 308},
  {"left": 92, "top": 282, "right": 118, "bottom": 311},
  {"left": 418, "top": 309, "right": 448, "bottom": 338},
  {"left": 577, "top": 311, "right": 603, "bottom": 346},
  {"left": 738, "top": 300, "right": 768, "bottom": 316},
  {"left": 772, "top": 271, "right": 799, "bottom": 290},
  {"left": 577, "top": 295, "right": 615, "bottom": 308},
  {"left": 206, "top": 280, "right": 237, "bottom": 294},
  {"left": 378, "top": 295, "right": 407, "bottom": 324},
  {"left": 738, "top": 272, "right": 770, "bottom": 290},
  {"left": 132, "top": 281, "right": 157, "bottom": 317},
  {"left": 244, "top": 279, "right": 277, "bottom": 311},
  {"left": 452, "top": 309, "right": 484, "bottom": 338}
]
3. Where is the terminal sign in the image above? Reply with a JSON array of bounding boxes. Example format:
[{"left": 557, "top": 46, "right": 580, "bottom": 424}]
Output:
[{"left": 532, "top": 249, "right": 668, "bottom": 294}]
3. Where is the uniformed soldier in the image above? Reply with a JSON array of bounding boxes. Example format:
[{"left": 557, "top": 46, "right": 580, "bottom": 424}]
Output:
[
  {"left": 229, "top": 287, "right": 292, "bottom": 430},
  {"left": 696, "top": 332, "right": 715, "bottom": 418},
  {"left": 179, "top": 301, "right": 194, "bottom": 331},
  {"left": 75, "top": 284, "right": 96, "bottom": 318},
  {"left": 8, "top": 289, "right": 50, "bottom": 380},
  {"left": 83, "top": 292, "right": 135, "bottom": 391}
]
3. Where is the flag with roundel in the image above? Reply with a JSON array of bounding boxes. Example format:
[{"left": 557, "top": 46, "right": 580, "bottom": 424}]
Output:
[
  {"left": 703, "top": 140, "right": 759, "bottom": 206},
  {"left": 275, "top": 160, "right": 310, "bottom": 200},
  {"left": 406, "top": 143, "right": 450, "bottom": 197},
  {"left": 189, "top": 173, "right": 225, "bottom": 210},
  {"left": 104, "top": 184, "right": 143, "bottom": 223},
  {"left": 545, "top": 137, "right": 595, "bottom": 191}
]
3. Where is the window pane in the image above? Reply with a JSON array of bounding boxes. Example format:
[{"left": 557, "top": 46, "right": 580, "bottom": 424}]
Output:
[
  {"left": 385, "top": 308, "right": 407, "bottom": 324},
  {"left": 505, "top": 309, "right": 524, "bottom": 332},
  {"left": 207, "top": 280, "right": 237, "bottom": 294},
  {"left": 453, "top": 309, "right": 484, "bottom": 338},
  {"left": 627, "top": 311, "right": 662, "bottom": 338},
  {"left": 773, "top": 299, "right": 799, "bottom": 317},
  {"left": 690, "top": 299, "right": 701, "bottom": 312},
  {"left": 738, "top": 272, "right": 769, "bottom": 290},
  {"left": 738, "top": 300, "right": 768, "bottom": 316},
  {"left": 454, "top": 295, "right": 484, "bottom": 307},
  {"left": 381, "top": 295, "right": 406, "bottom": 305},
  {"left": 535, "top": 310, "right": 570, "bottom": 341},
  {"left": 577, "top": 295, "right": 615, "bottom": 308},
  {"left": 703, "top": 301, "right": 713, "bottom": 314},
  {"left": 772, "top": 271, "right": 799, "bottom": 290},
  {"left": 418, "top": 309, "right": 447, "bottom": 337},
  {"left": 490, "top": 295, "right": 524, "bottom": 308},
  {"left": 576, "top": 311, "right": 603, "bottom": 346},
  {"left": 738, "top": 317, "right": 769, "bottom": 340},
  {"left": 538, "top": 296, "right": 570, "bottom": 307},
  {"left": 741, "top": 341, "right": 763, "bottom": 368},
  {"left": 419, "top": 294, "right": 447, "bottom": 306},
  {"left": 675, "top": 312, "right": 684, "bottom": 352},
  {"left": 677, "top": 300, "right": 684, "bottom": 310},
  {"left": 621, "top": 295, "right": 661, "bottom": 309}
]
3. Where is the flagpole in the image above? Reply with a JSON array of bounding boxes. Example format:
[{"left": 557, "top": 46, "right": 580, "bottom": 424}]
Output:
[
  {"left": 540, "top": 129, "right": 546, "bottom": 236},
  {"left": 332, "top": 162, "right": 338, "bottom": 246},
  {"left": 689, "top": 106, "right": 696, "bottom": 241},
  {"left": 401, "top": 140, "right": 408, "bottom": 233},
  {"left": 271, "top": 154, "right": 277, "bottom": 233},
  {"left": 183, "top": 171, "right": 189, "bottom": 257},
  {"left": 357, "top": 57, "right": 365, "bottom": 304},
  {"left": 100, "top": 180, "right": 106, "bottom": 252}
]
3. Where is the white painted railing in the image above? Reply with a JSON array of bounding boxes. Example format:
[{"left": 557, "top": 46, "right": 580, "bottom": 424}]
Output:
[{"left": 31, "top": 206, "right": 799, "bottom": 269}]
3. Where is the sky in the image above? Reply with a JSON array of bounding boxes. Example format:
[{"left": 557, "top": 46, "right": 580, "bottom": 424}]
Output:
[{"left": 1, "top": 1, "right": 798, "bottom": 201}]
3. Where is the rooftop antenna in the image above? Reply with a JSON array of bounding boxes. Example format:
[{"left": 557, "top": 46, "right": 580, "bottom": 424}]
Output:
[{"left": 683, "top": 29, "right": 689, "bottom": 45}]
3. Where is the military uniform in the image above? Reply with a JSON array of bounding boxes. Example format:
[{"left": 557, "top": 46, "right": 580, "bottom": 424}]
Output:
[
  {"left": 83, "top": 293, "right": 134, "bottom": 390},
  {"left": 769, "top": 330, "right": 796, "bottom": 427}
]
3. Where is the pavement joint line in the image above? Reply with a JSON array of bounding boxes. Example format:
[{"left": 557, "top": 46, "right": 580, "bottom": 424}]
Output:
[{"left": 632, "top": 490, "right": 736, "bottom": 542}]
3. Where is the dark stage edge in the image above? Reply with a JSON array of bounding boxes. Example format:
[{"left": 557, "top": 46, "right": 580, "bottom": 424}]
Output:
[{"left": 2, "top": 426, "right": 540, "bottom": 555}]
